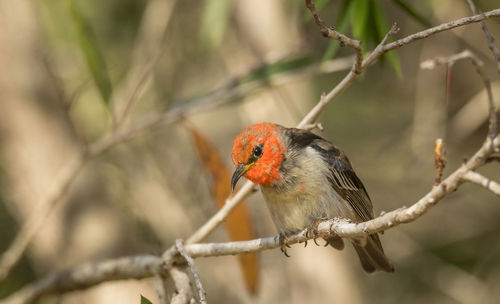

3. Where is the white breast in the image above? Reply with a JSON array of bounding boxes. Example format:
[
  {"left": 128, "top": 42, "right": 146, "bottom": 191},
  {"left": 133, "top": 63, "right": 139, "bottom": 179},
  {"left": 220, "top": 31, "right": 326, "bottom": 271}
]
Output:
[{"left": 260, "top": 147, "right": 356, "bottom": 234}]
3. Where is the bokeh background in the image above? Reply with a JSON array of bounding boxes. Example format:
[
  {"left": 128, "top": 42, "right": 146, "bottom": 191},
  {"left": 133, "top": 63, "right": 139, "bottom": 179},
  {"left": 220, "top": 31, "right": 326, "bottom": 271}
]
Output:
[{"left": 1, "top": 0, "right": 500, "bottom": 303}]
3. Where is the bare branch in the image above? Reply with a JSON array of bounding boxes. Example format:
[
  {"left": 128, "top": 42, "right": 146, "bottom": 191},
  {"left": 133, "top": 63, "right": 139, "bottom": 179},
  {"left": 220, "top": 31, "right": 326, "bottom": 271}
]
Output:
[
  {"left": 462, "top": 171, "right": 500, "bottom": 197},
  {"left": 298, "top": 22, "right": 399, "bottom": 129},
  {"left": 303, "top": 122, "right": 324, "bottom": 132},
  {"left": 175, "top": 240, "right": 207, "bottom": 304},
  {"left": 380, "top": 9, "right": 500, "bottom": 60},
  {"left": 421, "top": 50, "right": 498, "bottom": 138},
  {"left": 1, "top": 255, "right": 162, "bottom": 304},
  {"left": 169, "top": 266, "right": 195, "bottom": 304},
  {"left": 187, "top": 181, "right": 256, "bottom": 244},
  {"left": 155, "top": 274, "right": 169, "bottom": 304},
  {"left": 466, "top": 0, "right": 500, "bottom": 73},
  {"left": 305, "top": 0, "right": 363, "bottom": 74}
]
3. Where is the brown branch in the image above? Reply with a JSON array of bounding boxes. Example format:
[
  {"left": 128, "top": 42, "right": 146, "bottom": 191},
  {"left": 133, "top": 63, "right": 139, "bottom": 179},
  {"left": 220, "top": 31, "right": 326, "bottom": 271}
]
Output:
[
  {"left": 305, "top": 0, "right": 363, "bottom": 74},
  {"left": 462, "top": 171, "right": 500, "bottom": 197},
  {"left": 1, "top": 255, "right": 162, "bottom": 304},
  {"left": 466, "top": 0, "right": 500, "bottom": 73},
  {"left": 175, "top": 240, "right": 206, "bottom": 304},
  {"left": 420, "top": 50, "right": 498, "bottom": 139},
  {"left": 154, "top": 274, "right": 169, "bottom": 304},
  {"left": 169, "top": 266, "right": 194, "bottom": 304},
  {"left": 379, "top": 8, "right": 500, "bottom": 62}
]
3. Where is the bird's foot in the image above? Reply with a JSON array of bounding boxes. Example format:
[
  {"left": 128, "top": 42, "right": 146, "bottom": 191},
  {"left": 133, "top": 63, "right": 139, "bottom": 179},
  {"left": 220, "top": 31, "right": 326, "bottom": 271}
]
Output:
[
  {"left": 278, "top": 233, "right": 291, "bottom": 257},
  {"left": 305, "top": 219, "right": 325, "bottom": 246}
]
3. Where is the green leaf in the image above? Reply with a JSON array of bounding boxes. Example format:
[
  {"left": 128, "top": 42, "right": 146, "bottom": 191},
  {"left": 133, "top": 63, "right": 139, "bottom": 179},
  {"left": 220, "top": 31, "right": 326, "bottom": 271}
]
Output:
[
  {"left": 371, "top": 0, "right": 402, "bottom": 78},
  {"left": 350, "top": 0, "right": 370, "bottom": 39},
  {"left": 140, "top": 295, "right": 153, "bottom": 304},
  {"left": 69, "top": 1, "right": 113, "bottom": 106},
  {"left": 240, "top": 57, "right": 312, "bottom": 84},
  {"left": 385, "top": 48, "right": 402, "bottom": 78},
  {"left": 200, "top": 0, "right": 233, "bottom": 49},
  {"left": 392, "top": 0, "right": 432, "bottom": 28}
]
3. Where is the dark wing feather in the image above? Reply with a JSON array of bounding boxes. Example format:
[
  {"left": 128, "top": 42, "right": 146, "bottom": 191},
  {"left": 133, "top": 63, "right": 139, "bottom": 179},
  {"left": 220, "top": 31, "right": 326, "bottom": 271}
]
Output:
[
  {"left": 282, "top": 127, "right": 375, "bottom": 222},
  {"left": 285, "top": 128, "right": 394, "bottom": 272},
  {"left": 309, "top": 139, "right": 374, "bottom": 222}
]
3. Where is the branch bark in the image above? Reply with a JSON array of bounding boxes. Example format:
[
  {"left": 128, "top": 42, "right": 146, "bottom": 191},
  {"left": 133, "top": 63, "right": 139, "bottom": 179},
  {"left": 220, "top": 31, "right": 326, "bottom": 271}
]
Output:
[
  {"left": 463, "top": 171, "right": 500, "bottom": 197},
  {"left": 466, "top": 0, "right": 500, "bottom": 73}
]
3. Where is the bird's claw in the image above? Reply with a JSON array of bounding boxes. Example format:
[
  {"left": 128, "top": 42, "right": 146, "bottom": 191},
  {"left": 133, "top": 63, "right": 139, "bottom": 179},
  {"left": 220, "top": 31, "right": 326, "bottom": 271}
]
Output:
[
  {"left": 279, "top": 233, "right": 291, "bottom": 257},
  {"left": 305, "top": 220, "right": 323, "bottom": 246}
]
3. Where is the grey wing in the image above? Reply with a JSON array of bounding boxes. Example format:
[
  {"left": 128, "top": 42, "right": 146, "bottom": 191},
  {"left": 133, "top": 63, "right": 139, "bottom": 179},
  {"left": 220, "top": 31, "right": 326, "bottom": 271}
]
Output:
[{"left": 309, "top": 139, "right": 374, "bottom": 222}]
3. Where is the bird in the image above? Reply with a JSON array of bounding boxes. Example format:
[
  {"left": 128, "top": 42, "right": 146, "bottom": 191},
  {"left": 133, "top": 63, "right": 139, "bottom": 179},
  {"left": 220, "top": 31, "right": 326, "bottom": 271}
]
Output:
[{"left": 230, "top": 122, "right": 394, "bottom": 273}]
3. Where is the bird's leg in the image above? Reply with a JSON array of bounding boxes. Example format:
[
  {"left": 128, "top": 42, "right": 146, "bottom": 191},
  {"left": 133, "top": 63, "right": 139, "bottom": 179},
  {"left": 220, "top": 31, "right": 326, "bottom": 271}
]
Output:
[
  {"left": 278, "top": 233, "right": 291, "bottom": 257},
  {"left": 305, "top": 218, "right": 327, "bottom": 246}
]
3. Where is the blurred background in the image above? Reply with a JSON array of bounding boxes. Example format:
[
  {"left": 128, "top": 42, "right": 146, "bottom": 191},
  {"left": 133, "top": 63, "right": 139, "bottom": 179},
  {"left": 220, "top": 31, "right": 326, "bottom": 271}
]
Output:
[{"left": 1, "top": 0, "right": 500, "bottom": 303}]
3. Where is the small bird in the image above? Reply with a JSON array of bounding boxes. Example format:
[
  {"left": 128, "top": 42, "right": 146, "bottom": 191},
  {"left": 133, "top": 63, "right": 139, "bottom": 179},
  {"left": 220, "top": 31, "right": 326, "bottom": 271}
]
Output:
[{"left": 230, "top": 122, "right": 394, "bottom": 273}]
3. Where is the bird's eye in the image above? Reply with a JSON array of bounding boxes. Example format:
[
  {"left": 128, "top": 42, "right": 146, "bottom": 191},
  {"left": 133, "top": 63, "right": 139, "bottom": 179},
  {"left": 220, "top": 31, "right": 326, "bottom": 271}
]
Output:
[{"left": 253, "top": 146, "right": 263, "bottom": 157}]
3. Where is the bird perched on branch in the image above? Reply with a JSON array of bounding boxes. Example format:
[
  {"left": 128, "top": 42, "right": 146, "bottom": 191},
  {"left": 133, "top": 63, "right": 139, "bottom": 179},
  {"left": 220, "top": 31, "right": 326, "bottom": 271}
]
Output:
[{"left": 230, "top": 122, "right": 394, "bottom": 273}]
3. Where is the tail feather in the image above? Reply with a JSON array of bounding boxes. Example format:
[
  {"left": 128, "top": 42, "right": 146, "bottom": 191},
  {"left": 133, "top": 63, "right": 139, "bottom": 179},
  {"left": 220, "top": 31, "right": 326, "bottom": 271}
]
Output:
[{"left": 352, "top": 234, "right": 394, "bottom": 273}]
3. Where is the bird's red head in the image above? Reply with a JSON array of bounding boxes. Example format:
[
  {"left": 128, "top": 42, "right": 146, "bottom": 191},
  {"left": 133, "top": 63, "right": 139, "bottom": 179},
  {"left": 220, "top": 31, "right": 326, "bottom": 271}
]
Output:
[{"left": 231, "top": 122, "right": 285, "bottom": 190}]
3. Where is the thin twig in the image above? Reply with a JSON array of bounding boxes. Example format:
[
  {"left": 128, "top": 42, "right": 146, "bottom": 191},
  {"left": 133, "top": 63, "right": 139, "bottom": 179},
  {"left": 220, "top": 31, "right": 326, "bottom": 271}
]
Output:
[
  {"left": 462, "top": 171, "right": 500, "bottom": 197},
  {"left": 303, "top": 122, "right": 324, "bottom": 132},
  {"left": 420, "top": 50, "right": 498, "bottom": 138},
  {"left": 175, "top": 240, "right": 207, "bottom": 304},
  {"left": 155, "top": 274, "right": 169, "bottom": 304},
  {"left": 169, "top": 266, "right": 194, "bottom": 304},
  {"left": 305, "top": 0, "right": 363, "bottom": 74},
  {"left": 1, "top": 255, "right": 163, "bottom": 304},
  {"left": 466, "top": 0, "right": 500, "bottom": 73},
  {"left": 298, "top": 22, "right": 399, "bottom": 128},
  {"left": 380, "top": 8, "right": 500, "bottom": 60},
  {"left": 186, "top": 181, "right": 256, "bottom": 244}
]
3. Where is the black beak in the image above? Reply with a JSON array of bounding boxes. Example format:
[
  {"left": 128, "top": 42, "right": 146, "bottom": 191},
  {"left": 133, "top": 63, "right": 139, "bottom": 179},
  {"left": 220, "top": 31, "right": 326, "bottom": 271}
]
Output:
[{"left": 231, "top": 163, "right": 250, "bottom": 192}]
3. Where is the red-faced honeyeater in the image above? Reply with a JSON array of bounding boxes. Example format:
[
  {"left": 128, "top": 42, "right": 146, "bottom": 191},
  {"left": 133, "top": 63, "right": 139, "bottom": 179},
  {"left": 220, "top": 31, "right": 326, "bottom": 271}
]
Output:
[{"left": 230, "top": 122, "right": 394, "bottom": 273}]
